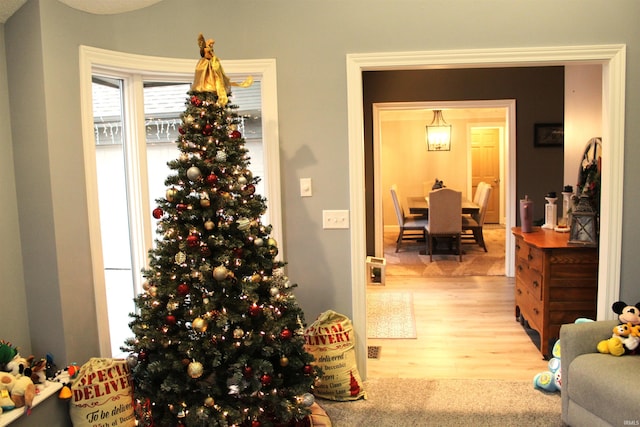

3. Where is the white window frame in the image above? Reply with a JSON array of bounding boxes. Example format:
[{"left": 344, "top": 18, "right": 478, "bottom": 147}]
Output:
[{"left": 79, "top": 46, "right": 282, "bottom": 356}]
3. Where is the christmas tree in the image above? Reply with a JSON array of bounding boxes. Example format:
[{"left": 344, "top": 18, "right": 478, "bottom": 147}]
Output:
[{"left": 124, "top": 34, "right": 319, "bottom": 427}]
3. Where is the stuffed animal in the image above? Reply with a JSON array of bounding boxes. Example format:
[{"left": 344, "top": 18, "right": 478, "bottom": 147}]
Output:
[
  {"left": 0, "top": 341, "right": 18, "bottom": 371},
  {"left": 10, "top": 375, "right": 35, "bottom": 410},
  {"left": 597, "top": 301, "right": 640, "bottom": 356},
  {"left": 0, "top": 372, "right": 17, "bottom": 411},
  {"left": 5, "top": 353, "right": 34, "bottom": 377},
  {"left": 534, "top": 340, "right": 562, "bottom": 392}
]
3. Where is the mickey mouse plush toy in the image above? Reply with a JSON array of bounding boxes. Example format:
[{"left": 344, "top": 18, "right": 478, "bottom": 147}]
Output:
[{"left": 597, "top": 301, "right": 640, "bottom": 356}]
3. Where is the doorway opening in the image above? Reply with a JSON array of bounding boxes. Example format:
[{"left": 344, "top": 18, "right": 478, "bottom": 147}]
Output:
[
  {"left": 372, "top": 100, "right": 514, "bottom": 262},
  {"left": 346, "top": 44, "right": 626, "bottom": 378}
]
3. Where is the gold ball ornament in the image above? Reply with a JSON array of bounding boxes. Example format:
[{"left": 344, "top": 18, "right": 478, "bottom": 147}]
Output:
[
  {"left": 213, "top": 265, "right": 228, "bottom": 281},
  {"left": 254, "top": 237, "right": 264, "bottom": 247},
  {"left": 204, "top": 396, "right": 215, "bottom": 407},
  {"left": 204, "top": 220, "right": 215, "bottom": 230},
  {"left": 280, "top": 356, "right": 289, "bottom": 367},
  {"left": 200, "top": 192, "right": 211, "bottom": 207},
  {"left": 166, "top": 187, "right": 178, "bottom": 202},
  {"left": 233, "top": 328, "right": 244, "bottom": 339},
  {"left": 192, "top": 317, "right": 208, "bottom": 332},
  {"left": 188, "top": 361, "right": 204, "bottom": 378}
]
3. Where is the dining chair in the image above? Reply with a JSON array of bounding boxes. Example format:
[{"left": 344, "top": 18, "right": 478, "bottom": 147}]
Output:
[
  {"left": 462, "top": 184, "right": 493, "bottom": 251},
  {"left": 425, "top": 188, "right": 462, "bottom": 261},
  {"left": 390, "top": 184, "right": 428, "bottom": 252},
  {"left": 473, "top": 182, "right": 489, "bottom": 205}
]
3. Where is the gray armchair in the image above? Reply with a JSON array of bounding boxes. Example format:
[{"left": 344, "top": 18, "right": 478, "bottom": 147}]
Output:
[{"left": 560, "top": 320, "right": 640, "bottom": 426}]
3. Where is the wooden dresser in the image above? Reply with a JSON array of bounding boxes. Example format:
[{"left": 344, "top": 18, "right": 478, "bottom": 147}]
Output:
[{"left": 512, "top": 227, "right": 598, "bottom": 357}]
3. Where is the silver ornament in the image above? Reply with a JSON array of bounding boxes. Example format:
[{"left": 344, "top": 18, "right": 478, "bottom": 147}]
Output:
[
  {"left": 215, "top": 151, "right": 227, "bottom": 162},
  {"left": 187, "top": 166, "right": 202, "bottom": 181}
]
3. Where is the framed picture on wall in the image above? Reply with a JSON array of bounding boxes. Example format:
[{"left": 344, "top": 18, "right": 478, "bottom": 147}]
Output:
[{"left": 534, "top": 123, "right": 564, "bottom": 147}]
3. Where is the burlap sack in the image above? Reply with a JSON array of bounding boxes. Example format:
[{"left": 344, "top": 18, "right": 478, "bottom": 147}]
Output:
[
  {"left": 69, "top": 358, "right": 135, "bottom": 427},
  {"left": 304, "top": 310, "right": 366, "bottom": 401}
]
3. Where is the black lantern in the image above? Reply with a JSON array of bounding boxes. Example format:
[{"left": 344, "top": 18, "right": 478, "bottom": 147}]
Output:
[{"left": 568, "top": 194, "right": 598, "bottom": 247}]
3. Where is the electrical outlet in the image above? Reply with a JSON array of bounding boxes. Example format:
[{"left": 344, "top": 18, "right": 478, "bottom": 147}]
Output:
[{"left": 322, "top": 210, "right": 349, "bottom": 229}]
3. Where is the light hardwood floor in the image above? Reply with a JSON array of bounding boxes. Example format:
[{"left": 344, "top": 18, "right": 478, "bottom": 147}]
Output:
[{"left": 366, "top": 275, "right": 549, "bottom": 380}]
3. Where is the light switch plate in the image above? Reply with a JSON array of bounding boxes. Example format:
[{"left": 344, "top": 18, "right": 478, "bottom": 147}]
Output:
[
  {"left": 322, "top": 210, "right": 349, "bottom": 229},
  {"left": 300, "top": 178, "right": 312, "bottom": 197}
]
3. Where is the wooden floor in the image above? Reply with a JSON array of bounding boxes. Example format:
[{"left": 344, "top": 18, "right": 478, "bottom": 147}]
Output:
[{"left": 366, "top": 275, "right": 549, "bottom": 380}]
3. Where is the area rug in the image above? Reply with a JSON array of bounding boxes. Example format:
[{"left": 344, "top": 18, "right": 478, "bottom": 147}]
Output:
[
  {"left": 318, "top": 377, "right": 562, "bottom": 426},
  {"left": 384, "top": 225, "right": 506, "bottom": 277},
  {"left": 367, "top": 293, "right": 416, "bottom": 339}
]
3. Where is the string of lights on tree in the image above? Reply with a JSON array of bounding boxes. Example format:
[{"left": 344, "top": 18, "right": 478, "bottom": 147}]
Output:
[{"left": 124, "top": 35, "right": 320, "bottom": 427}]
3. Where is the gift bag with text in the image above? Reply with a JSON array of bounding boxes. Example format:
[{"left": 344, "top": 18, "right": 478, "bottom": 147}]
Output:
[
  {"left": 304, "top": 310, "right": 366, "bottom": 401},
  {"left": 69, "top": 358, "right": 135, "bottom": 427}
]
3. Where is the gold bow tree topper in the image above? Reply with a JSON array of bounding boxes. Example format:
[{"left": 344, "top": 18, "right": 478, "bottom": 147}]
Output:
[{"left": 192, "top": 33, "right": 253, "bottom": 106}]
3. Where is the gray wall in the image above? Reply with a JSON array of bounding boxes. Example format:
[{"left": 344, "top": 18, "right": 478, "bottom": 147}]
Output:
[
  {"left": 0, "top": 24, "right": 31, "bottom": 353},
  {"left": 362, "top": 67, "right": 565, "bottom": 254},
  {"left": 2, "top": 0, "right": 640, "bottom": 364}
]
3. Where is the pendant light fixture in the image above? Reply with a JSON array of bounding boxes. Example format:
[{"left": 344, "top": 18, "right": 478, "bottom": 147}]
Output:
[{"left": 425, "top": 110, "right": 451, "bottom": 151}]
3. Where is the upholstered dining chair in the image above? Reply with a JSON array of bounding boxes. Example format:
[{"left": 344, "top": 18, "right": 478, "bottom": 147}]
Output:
[
  {"left": 425, "top": 188, "right": 462, "bottom": 261},
  {"left": 462, "top": 184, "right": 493, "bottom": 252},
  {"left": 473, "top": 181, "right": 489, "bottom": 205},
  {"left": 390, "top": 184, "right": 428, "bottom": 252}
]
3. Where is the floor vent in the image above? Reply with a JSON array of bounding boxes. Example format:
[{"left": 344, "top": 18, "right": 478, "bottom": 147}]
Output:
[{"left": 367, "top": 346, "right": 381, "bottom": 359}]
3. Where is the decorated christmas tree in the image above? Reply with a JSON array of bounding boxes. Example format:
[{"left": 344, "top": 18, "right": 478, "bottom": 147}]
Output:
[{"left": 124, "top": 34, "right": 319, "bottom": 427}]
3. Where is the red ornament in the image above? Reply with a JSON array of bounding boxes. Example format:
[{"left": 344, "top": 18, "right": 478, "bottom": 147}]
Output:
[
  {"left": 177, "top": 283, "right": 190, "bottom": 296},
  {"left": 178, "top": 126, "right": 185, "bottom": 135},
  {"left": 230, "top": 129, "right": 242, "bottom": 139},
  {"left": 176, "top": 203, "right": 189, "bottom": 212},
  {"left": 203, "top": 123, "right": 214, "bottom": 135},
  {"left": 165, "top": 315, "right": 176, "bottom": 325},
  {"left": 251, "top": 421, "right": 261, "bottom": 427},
  {"left": 280, "top": 328, "right": 292, "bottom": 340},
  {"left": 200, "top": 245, "right": 211, "bottom": 257},
  {"left": 190, "top": 95, "right": 202, "bottom": 106},
  {"left": 245, "top": 184, "right": 256, "bottom": 195},
  {"left": 152, "top": 208, "right": 163, "bottom": 219},
  {"left": 242, "top": 366, "right": 253, "bottom": 378},
  {"left": 303, "top": 365, "right": 313, "bottom": 375},
  {"left": 206, "top": 173, "right": 218, "bottom": 185},
  {"left": 260, "top": 373, "right": 272, "bottom": 386},
  {"left": 249, "top": 304, "right": 262, "bottom": 317},
  {"left": 233, "top": 247, "right": 243, "bottom": 258},
  {"left": 186, "top": 234, "right": 199, "bottom": 247},
  {"left": 138, "top": 350, "right": 148, "bottom": 362}
]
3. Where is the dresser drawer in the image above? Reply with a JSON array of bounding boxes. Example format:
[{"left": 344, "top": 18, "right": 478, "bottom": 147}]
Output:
[
  {"left": 516, "top": 287, "right": 543, "bottom": 332},
  {"left": 516, "top": 259, "right": 543, "bottom": 301},
  {"left": 515, "top": 237, "right": 544, "bottom": 270}
]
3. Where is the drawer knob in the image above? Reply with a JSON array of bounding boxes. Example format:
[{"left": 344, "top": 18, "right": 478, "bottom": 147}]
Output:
[
  {"left": 533, "top": 281, "right": 539, "bottom": 288},
  {"left": 528, "top": 254, "right": 533, "bottom": 261},
  {"left": 533, "top": 308, "right": 539, "bottom": 315}
]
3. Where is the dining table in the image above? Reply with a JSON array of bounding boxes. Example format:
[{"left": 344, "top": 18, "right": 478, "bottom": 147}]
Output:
[{"left": 407, "top": 195, "right": 480, "bottom": 216}]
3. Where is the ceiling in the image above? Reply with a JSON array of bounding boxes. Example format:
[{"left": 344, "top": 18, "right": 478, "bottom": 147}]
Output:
[{"left": 0, "top": 0, "right": 163, "bottom": 23}]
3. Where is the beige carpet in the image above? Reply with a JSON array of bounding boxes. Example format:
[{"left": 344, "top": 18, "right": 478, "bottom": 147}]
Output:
[
  {"left": 366, "top": 293, "right": 416, "bottom": 339},
  {"left": 384, "top": 225, "right": 506, "bottom": 277},
  {"left": 318, "top": 377, "right": 561, "bottom": 426}
]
